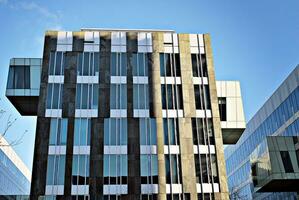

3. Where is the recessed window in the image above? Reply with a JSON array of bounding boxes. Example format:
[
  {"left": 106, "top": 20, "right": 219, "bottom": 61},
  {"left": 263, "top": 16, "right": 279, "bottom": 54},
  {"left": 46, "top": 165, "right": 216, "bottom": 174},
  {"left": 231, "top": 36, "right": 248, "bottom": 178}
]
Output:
[
  {"left": 132, "top": 53, "right": 149, "bottom": 76},
  {"left": 46, "top": 155, "right": 65, "bottom": 185},
  {"left": 163, "top": 118, "right": 180, "bottom": 145},
  {"left": 46, "top": 83, "right": 63, "bottom": 109},
  {"left": 161, "top": 84, "right": 183, "bottom": 110},
  {"left": 111, "top": 53, "right": 127, "bottom": 76},
  {"left": 103, "top": 155, "right": 127, "bottom": 184},
  {"left": 191, "top": 54, "right": 207, "bottom": 77},
  {"left": 110, "top": 84, "right": 127, "bottom": 109},
  {"left": 77, "top": 52, "right": 99, "bottom": 76},
  {"left": 72, "top": 155, "right": 89, "bottom": 185},
  {"left": 49, "top": 52, "right": 64, "bottom": 75},
  {"left": 160, "top": 53, "right": 180, "bottom": 77},
  {"left": 74, "top": 118, "right": 91, "bottom": 146},
  {"left": 192, "top": 118, "right": 215, "bottom": 145},
  {"left": 140, "top": 154, "right": 158, "bottom": 184},
  {"left": 133, "top": 84, "right": 149, "bottom": 110},
  {"left": 49, "top": 118, "right": 68, "bottom": 145},
  {"left": 218, "top": 97, "right": 227, "bottom": 121},
  {"left": 165, "top": 154, "right": 181, "bottom": 184},
  {"left": 104, "top": 118, "right": 127, "bottom": 146},
  {"left": 140, "top": 118, "right": 157, "bottom": 145},
  {"left": 76, "top": 84, "right": 98, "bottom": 109}
]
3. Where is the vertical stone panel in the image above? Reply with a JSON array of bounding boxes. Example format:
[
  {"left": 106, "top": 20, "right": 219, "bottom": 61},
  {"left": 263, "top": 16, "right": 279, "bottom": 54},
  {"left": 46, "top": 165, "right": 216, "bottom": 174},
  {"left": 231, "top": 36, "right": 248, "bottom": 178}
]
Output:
[
  {"left": 90, "top": 118, "right": 104, "bottom": 199},
  {"left": 204, "top": 34, "right": 229, "bottom": 200},
  {"left": 99, "top": 32, "right": 111, "bottom": 118},
  {"left": 30, "top": 31, "right": 57, "bottom": 200},
  {"left": 62, "top": 32, "right": 81, "bottom": 198},
  {"left": 126, "top": 32, "right": 141, "bottom": 198},
  {"left": 178, "top": 34, "right": 197, "bottom": 200},
  {"left": 178, "top": 34, "right": 196, "bottom": 118},
  {"left": 151, "top": 32, "right": 166, "bottom": 200}
]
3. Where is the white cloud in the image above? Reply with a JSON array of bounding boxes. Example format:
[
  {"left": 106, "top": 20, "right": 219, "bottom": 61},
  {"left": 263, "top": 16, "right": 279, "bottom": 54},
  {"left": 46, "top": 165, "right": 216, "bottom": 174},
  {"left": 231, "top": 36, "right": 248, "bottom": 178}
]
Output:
[{"left": 18, "top": 2, "right": 60, "bottom": 21}]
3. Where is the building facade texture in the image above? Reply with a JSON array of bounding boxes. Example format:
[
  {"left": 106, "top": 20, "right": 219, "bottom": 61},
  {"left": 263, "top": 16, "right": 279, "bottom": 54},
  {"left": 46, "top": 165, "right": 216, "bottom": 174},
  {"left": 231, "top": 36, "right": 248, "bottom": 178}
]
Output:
[
  {"left": 0, "top": 137, "right": 31, "bottom": 195},
  {"left": 5, "top": 29, "right": 247, "bottom": 200},
  {"left": 225, "top": 65, "right": 299, "bottom": 200}
]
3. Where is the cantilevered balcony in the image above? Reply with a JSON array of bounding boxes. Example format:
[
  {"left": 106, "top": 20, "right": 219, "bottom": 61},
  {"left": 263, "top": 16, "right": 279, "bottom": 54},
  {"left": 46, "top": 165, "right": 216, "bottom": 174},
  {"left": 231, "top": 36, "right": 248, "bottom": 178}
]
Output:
[
  {"left": 251, "top": 136, "right": 299, "bottom": 194},
  {"left": 6, "top": 58, "right": 41, "bottom": 115},
  {"left": 216, "top": 81, "right": 246, "bottom": 144}
]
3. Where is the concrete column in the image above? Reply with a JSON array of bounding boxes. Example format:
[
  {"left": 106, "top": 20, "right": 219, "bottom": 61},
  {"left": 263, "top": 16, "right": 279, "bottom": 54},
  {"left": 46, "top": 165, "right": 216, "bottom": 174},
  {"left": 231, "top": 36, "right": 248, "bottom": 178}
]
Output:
[
  {"left": 178, "top": 34, "right": 198, "bottom": 200},
  {"left": 151, "top": 32, "right": 166, "bottom": 200},
  {"left": 204, "top": 34, "right": 229, "bottom": 200}
]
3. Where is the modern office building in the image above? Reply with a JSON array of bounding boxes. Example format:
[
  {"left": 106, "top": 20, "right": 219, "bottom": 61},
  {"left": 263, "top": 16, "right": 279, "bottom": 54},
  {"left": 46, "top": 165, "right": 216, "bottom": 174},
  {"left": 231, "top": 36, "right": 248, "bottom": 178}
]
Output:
[
  {"left": 6, "top": 28, "right": 246, "bottom": 200},
  {"left": 0, "top": 136, "right": 31, "bottom": 195},
  {"left": 225, "top": 65, "right": 299, "bottom": 200}
]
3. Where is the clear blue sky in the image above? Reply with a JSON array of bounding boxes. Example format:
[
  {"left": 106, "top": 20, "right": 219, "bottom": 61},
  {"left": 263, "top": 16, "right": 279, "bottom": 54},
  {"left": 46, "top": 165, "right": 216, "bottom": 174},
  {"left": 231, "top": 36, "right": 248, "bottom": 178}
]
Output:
[{"left": 0, "top": 0, "right": 298, "bottom": 171}]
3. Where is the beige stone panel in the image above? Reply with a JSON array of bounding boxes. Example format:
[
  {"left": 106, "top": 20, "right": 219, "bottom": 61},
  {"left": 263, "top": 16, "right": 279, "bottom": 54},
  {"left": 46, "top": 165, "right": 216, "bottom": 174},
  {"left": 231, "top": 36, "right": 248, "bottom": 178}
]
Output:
[
  {"left": 152, "top": 32, "right": 166, "bottom": 199},
  {"left": 204, "top": 34, "right": 229, "bottom": 199},
  {"left": 178, "top": 34, "right": 196, "bottom": 118},
  {"left": 179, "top": 118, "right": 197, "bottom": 198}
]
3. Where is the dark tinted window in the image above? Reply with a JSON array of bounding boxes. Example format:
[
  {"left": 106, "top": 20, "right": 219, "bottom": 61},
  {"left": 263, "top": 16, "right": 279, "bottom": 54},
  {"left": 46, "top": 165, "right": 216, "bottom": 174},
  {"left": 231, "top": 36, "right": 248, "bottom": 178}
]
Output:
[
  {"left": 7, "top": 66, "right": 30, "bottom": 89},
  {"left": 218, "top": 97, "right": 227, "bottom": 121},
  {"left": 280, "top": 151, "right": 294, "bottom": 173}
]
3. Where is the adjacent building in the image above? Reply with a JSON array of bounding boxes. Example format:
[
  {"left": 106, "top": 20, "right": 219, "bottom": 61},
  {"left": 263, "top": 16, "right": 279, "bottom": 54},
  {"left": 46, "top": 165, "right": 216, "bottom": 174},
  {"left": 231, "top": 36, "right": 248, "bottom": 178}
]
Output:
[
  {"left": 0, "top": 136, "right": 31, "bottom": 195},
  {"left": 225, "top": 65, "right": 299, "bottom": 199},
  {"left": 6, "top": 28, "right": 246, "bottom": 200}
]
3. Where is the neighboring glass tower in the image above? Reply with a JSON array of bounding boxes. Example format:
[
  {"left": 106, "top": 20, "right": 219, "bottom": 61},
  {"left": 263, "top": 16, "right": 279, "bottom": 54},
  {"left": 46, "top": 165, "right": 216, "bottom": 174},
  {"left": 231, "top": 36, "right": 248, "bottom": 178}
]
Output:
[
  {"left": 225, "top": 66, "right": 299, "bottom": 200},
  {"left": 0, "top": 137, "right": 31, "bottom": 195},
  {"left": 5, "top": 29, "right": 246, "bottom": 200}
]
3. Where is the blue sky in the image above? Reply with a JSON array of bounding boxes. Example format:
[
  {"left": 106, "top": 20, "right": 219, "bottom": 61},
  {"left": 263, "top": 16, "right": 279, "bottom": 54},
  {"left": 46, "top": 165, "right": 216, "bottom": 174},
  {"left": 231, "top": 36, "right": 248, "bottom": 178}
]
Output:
[{"left": 0, "top": 0, "right": 298, "bottom": 171}]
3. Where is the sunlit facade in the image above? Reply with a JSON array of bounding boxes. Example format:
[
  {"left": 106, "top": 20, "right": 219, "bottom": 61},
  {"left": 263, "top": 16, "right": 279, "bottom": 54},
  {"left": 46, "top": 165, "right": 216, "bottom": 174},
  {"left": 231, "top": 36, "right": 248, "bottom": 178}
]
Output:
[{"left": 6, "top": 28, "right": 246, "bottom": 200}]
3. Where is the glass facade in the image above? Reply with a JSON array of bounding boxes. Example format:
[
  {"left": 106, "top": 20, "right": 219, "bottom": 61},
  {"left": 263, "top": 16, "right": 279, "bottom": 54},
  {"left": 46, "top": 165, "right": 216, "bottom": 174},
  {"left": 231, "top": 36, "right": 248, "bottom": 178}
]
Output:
[
  {"left": 0, "top": 149, "right": 30, "bottom": 195},
  {"left": 225, "top": 85, "right": 299, "bottom": 199}
]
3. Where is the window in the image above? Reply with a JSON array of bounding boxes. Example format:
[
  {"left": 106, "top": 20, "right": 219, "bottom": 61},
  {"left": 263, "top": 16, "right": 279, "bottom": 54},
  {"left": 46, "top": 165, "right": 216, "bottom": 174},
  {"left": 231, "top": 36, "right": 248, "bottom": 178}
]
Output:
[
  {"left": 200, "top": 154, "right": 208, "bottom": 183},
  {"left": 77, "top": 52, "right": 99, "bottom": 76},
  {"left": 110, "top": 84, "right": 127, "bottom": 109},
  {"left": 161, "top": 84, "right": 183, "bottom": 110},
  {"left": 72, "top": 155, "right": 90, "bottom": 185},
  {"left": 46, "top": 83, "right": 63, "bottom": 109},
  {"left": 111, "top": 53, "right": 127, "bottom": 76},
  {"left": 49, "top": 52, "right": 64, "bottom": 75},
  {"left": 160, "top": 53, "right": 180, "bottom": 77},
  {"left": 141, "top": 194, "right": 158, "bottom": 200},
  {"left": 74, "top": 118, "right": 91, "bottom": 146},
  {"left": 140, "top": 118, "right": 157, "bottom": 145},
  {"left": 165, "top": 154, "right": 181, "bottom": 184},
  {"left": 104, "top": 119, "right": 127, "bottom": 145},
  {"left": 280, "top": 151, "right": 294, "bottom": 173},
  {"left": 132, "top": 53, "right": 149, "bottom": 76},
  {"left": 103, "top": 155, "right": 128, "bottom": 184},
  {"left": 218, "top": 97, "right": 227, "bottom": 121},
  {"left": 163, "top": 118, "right": 180, "bottom": 145},
  {"left": 191, "top": 118, "right": 215, "bottom": 145},
  {"left": 133, "top": 84, "right": 149, "bottom": 110},
  {"left": 195, "top": 154, "right": 218, "bottom": 184},
  {"left": 140, "top": 154, "right": 158, "bottom": 184},
  {"left": 7, "top": 65, "right": 30, "bottom": 89},
  {"left": 46, "top": 155, "right": 65, "bottom": 185},
  {"left": 49, "top": 118, "right": 68, "bottom": 145},
  {"left": 191, "top": 54, "right": 207, "bottom": 77},
  {"left": 76, "top": 84, "right": 98, "bottom": 109},
  {"left": 194, "top": 85, "right": 211, "bottom": 110}
]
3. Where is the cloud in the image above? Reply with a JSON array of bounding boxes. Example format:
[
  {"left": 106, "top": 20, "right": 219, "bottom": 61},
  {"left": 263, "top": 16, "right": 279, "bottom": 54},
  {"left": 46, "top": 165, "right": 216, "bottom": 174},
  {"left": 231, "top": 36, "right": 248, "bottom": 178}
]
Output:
[
  {"left": 18, "top": 2, "right": 60, "bottom": 21},
  {"left": 7, "top": 1, "right": 61, "bottom": 21}
]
